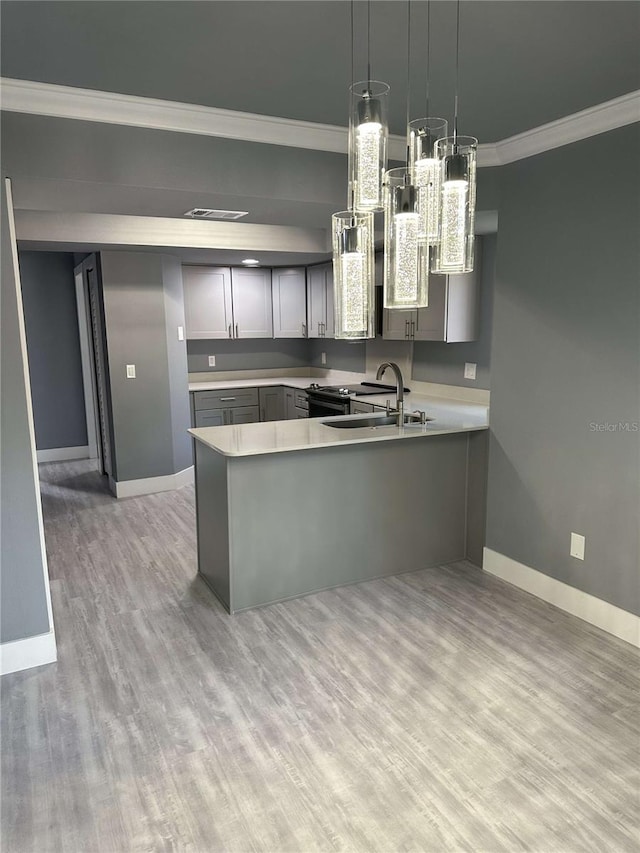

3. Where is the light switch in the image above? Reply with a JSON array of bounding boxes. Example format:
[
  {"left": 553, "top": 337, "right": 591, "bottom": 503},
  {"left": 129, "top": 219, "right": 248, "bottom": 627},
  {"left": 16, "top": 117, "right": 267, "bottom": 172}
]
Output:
[
  {"left": 126, "top": 364, "right": 136, "bottom": 379},
  {"left": 570, "top": 532, "right": 585, "bottom": 560},
  {"left": 208, "top": 355, "right": 216, "bottom": 367},
  {"left": 177, "top": 325, "right": 184, "bottom": 341},
  {"left": 464, "top": 362, "right": 477, "bottom": 380}
]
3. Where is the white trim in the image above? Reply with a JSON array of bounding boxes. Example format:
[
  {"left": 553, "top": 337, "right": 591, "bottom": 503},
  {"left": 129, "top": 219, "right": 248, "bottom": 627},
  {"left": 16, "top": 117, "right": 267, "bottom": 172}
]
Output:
[
  {"left": 4, "top": 178, "right": 57, "bottom": 645},
  {"left": 36, "top": 445, "right": 89, "bottom": 463},
  {"left": 492, "top": 90, "right": 640, "bottom": 165},
  {"left": 74, "top": 262, "right": 99, "bottom": 461},
  {"left": 1, "top": 631, "right": 57, "bottom": 676},
  {"left": 3, "top": 78, "right": 636, "bottom": 166},
  {"left": 111, "top": 465, "right": 194, "bottom": 499},
  {"left": 483, "top": 547, "right": 640, "bottom": 648}
]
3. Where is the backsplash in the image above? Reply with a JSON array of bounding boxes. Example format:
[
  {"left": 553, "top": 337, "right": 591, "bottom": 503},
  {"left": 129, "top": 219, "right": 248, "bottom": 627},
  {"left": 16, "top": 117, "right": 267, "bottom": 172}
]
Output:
[
  {"left": 307, "top": 338, "right": 366, "bottom": 373},
  {"left": 187, "top": 339, "right": 309, "bottom": 373}
]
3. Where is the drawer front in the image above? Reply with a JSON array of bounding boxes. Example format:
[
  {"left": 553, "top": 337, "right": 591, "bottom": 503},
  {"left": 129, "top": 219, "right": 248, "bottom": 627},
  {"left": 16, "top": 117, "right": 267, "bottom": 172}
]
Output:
[
  {"left": 293, "top": 390, "right": 309, "bottom": 410},
  {"left": 195, "top": 408, "right": 226, "bottom": 427},
  {"left": 294, "top": 407, "right": 308, "bottom": 419},
  {"left": 350, "top": 400, "right": 374, "bottom": 414},
  {"left": 193, "top": 388, "right": 259, "bottom": 411}
]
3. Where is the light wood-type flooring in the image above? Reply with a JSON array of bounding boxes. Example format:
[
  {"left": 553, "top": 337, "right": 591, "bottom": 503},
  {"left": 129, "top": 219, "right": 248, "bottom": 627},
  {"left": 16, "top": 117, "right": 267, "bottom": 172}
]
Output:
[{"left": 2, "top": 461, "right": 639, "bottom": 852}]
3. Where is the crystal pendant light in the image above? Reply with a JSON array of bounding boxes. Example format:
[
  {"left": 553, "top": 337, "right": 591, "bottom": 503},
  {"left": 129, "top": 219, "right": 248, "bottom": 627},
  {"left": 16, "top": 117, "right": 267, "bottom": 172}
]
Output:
[
  {"left": 432, "top": 0, "right": 477, "bottom": 274},
  {"left": 383, "top": 0, "right": 428, "bottom": 310},
  {"left": 383, "top": 168, "right": 429, "bottom": 309},
  {"left": 408, "top": 117, "right": 448, "bottom": 244},
  {"left": 348, "top": 81, "right": 389, "bottom": 212},
  {"left": 432, "top": 135, "right": 477, "bottom": 273},
  {"left": 332, "top": 211, "right": 375, "bottom": 339}
]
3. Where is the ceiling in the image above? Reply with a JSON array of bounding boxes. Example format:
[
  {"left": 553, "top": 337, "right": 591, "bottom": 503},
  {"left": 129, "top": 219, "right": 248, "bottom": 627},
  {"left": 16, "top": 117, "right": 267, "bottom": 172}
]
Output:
[
  {"left": 2, "top": 1, "right": 637, "bottom": 260},
  {"left": 2, "top": 1, "right": 638, "bottom": 141}
]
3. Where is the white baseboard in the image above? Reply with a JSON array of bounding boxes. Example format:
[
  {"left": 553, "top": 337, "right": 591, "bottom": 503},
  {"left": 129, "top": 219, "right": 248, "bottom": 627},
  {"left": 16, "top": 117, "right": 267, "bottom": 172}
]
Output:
[
  {"left": 1, "top": 630, "right": 57, "bottom": 676},
  {"left": 110, "top": 465, "right": 194, "bottom": 498},
  {"left": 37, "top": 444, "right": 89, "bottom": 463},
  {"left": 483, "top": 547, "right": 640, "bottom": 648}
]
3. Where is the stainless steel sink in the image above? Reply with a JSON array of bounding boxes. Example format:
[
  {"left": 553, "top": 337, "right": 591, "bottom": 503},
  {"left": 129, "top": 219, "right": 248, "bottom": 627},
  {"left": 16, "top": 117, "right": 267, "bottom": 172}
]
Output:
[{"left": 323, "top": 413, "right": 431, "bottom": 429}]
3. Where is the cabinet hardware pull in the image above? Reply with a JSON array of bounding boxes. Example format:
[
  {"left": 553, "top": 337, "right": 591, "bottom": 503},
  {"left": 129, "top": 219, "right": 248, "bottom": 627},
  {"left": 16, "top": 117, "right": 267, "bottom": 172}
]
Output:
[
  {"left": 302, "top": 323, "right": 307, "bottom": 337},
  {"left": 220, "top": 397, "right": 236, "bottom": 401},
  {"left": 411, "top": 320, "right": 416, "bottom": 338},
  {"left": 235, "top": 324, "right": 239, "bottom": 338},
  {"left": 228, "top": 324, "right": 232, "bottom": 338}
]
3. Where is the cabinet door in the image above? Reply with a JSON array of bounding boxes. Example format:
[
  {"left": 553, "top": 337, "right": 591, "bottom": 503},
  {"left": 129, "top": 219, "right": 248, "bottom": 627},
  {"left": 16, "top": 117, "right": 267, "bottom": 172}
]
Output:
[
  {"left": 194, "top": 408, "right": 225, "bottom": 427},
  {"left": 324, "top": 264, "right": 335, "bottom": 338},
  {"left": 284, "top": 387, "right": 296, "bottom": 419},
  {"left": 259, "top": 386, "right": 286, "bottom": 421},
  {"left": 445, "top": 248, "right": 481, "bottom": 342},
  {"left": 383, "top": 308, "right": 415, "bottom": 340},
  {"left": 228, "top": 406, "right": 260, "bottom": 425},
  {"left": 231, "top": 268, "right": 273, "bottom": 338},
  {"left": 272, "top": 268, "right": 307, "bottom": 338},
  {"left": 413, "top": 275, "right": 448, "bottom": 341},
  {"left": 183, "top": 266, "right": 233, "bottom": 339},
  {"left": 307, "top": 265, "right": 327, "bottom": 338}
]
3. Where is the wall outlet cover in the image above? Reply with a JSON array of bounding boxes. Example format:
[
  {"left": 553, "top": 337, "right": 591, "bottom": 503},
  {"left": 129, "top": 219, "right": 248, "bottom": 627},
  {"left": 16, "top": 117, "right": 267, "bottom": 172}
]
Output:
[
  {"left": 321, "top": 352, "right": 327, "bottom": 365},
  {"left": 177, "top": 325, "right": 184, "bottom": 341},
  {"left": 570, "top": 532, "right": 585, "bottom": 560},
  {"left": 126, "top": 364, "right": 136, "bottom": 379},
  {"left": 464, "top": 362, "right": 477, "bottom": 380},
  {"left": 208, "top": 355, "right": 216, "bottom": 367}
]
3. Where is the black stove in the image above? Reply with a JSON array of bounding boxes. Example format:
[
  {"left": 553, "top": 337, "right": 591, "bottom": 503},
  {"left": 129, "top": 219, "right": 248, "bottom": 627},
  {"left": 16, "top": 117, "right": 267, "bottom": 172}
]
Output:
[{"left": 306, "top": 382, "right": 410, "bottom": 418}]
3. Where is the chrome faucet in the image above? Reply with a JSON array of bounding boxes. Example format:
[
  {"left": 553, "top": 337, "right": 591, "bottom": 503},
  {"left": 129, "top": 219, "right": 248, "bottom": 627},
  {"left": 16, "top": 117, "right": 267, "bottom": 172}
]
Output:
[{"left": 376, "top": 362, "right": 404, "bottom": 423}]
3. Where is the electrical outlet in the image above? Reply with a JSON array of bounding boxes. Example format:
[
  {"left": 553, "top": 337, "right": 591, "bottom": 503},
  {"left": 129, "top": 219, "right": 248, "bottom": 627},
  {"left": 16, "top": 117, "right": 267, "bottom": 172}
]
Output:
[
  {"left": 126, "top": 364, "right": 136, "bottom": 379},
  {"left": 208, "top": 355, "right": 216, "bottom": 367},
  {"left": 177, "top": 325, "right": 184, "bottom": 341},
  {"left": 570, "top": 532, "right": 585, "bottom": 560},
  {"left": 464, "top": 362, "right": 477, "bottom": 380},
  {"left": 321, "top": 352, "right": 327, "bottom": 365}
]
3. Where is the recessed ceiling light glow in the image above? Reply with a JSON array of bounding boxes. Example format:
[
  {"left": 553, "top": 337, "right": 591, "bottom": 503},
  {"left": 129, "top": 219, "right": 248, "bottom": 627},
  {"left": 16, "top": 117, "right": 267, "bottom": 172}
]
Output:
[{"left": 242, "top": 259, "right": 260, "bottom": 266}]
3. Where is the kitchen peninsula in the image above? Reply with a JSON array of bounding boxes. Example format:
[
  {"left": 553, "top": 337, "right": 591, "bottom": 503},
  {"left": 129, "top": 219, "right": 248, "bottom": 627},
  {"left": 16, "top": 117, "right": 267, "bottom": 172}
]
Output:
[{"left": 190, "top": 388, "right": 489, "bottom": 613}]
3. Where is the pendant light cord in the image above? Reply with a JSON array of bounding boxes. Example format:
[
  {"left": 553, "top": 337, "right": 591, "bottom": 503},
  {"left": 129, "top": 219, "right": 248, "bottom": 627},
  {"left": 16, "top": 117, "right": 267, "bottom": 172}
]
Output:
[
  {"left": 367, "top": 0, "right": 371, "bottom": 82},
  {"left": 454, "top": 0, "right": 460, "bottom": 143},
  {"left": 406, "top": 0, "right": 411, "bottom": 167},
  {"left": 425, "top": 0, "right": 430, "bottom": 117},
  {"left": 349, "top": 0, "right": 355, "bottom": 214}
]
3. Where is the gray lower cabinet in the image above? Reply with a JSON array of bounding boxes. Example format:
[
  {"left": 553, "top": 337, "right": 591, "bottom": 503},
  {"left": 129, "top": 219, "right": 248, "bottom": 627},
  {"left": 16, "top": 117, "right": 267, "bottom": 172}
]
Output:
[
  {"left": 259, "top": 386, "right": 286, "bottom": 421},
  {"left": 192, "top": 388, "right": 260, "bottom": 427},
  {"left": 284, "top": 387, "right": 296, "bottom": 420}
]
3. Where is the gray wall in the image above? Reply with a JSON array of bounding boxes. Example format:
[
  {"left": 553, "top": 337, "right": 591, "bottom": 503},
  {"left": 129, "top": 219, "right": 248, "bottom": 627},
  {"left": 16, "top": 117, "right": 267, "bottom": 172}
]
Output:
[
  {"left": 308, "top": 338, "right": 366, "bottom": 373},
  {"left": 19, "top": 251, "right": 88, "bottom": 449},
  {"left": 1, "top": 178, "right": 52, "bottom": 644},
  {"left": 100, "top": 251, "right": 191, "bottom": 482},
  {"left": 486, "top": 124, "right": 640, "bottom": 616},
  {"left": 187, "top": 339, "right": 309, "bottom": 374},
  {"left": 413, "top": 234, "right": 496, "bottom": 390},
  {"left": 162, "top": 255, "right": 193, "bottom": 474}
]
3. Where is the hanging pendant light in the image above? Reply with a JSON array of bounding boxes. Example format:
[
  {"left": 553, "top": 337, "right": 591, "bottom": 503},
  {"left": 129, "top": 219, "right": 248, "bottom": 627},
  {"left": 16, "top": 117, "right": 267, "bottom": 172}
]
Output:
[
  {"left": 332, "top": 1, "right": 376, "bottom": 339},
  {"left": 383, "top": 0, "right": 428, "bottom": 310},
  {"left": 407, "top": 3, "right": 447, "bottom": 246},
  {"left": 432, "top": 0, "right": 477, "bottom": 274},
  {"left": 348, "top": 0, "right": 389, "bottom": 212},
  {"left": 383, "top": 169, "right": 429, "bottom": 308},
  {"left": 332, "top": 211, "right": 375, "bottom": 339}
]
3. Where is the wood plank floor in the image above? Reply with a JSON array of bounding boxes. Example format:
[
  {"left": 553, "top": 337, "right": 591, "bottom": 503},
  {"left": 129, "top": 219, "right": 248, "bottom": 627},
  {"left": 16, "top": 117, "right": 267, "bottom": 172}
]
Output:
[{"left": 2, "top": 460, "right": 639, "bottom": 853}]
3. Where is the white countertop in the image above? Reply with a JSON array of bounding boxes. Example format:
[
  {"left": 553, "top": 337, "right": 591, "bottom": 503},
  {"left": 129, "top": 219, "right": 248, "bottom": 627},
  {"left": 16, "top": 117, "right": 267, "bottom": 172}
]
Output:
[
  {"left": 190, "top": 398, "right": 488, "bottom": 457},
  {"left": 188, "top": 372, "right": 363, "bottom": 392}
]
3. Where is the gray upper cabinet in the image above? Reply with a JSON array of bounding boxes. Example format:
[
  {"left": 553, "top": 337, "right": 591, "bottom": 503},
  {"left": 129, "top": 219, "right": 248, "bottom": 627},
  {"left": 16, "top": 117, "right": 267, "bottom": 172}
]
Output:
[
  {"left": 183, "top": 266, "right": 233, "bottom": 339},
  {"left": 272, "top": 268, "right": 307, "bottom": 338},
  {"left": 230, "top": 268, "right": 273, "bottom": 339},
  {"left": 383, "top": 238, "right": 481, "bottom": 343},
  {"left": 307, "top": 263, "right": 334, "bottom": 338}
]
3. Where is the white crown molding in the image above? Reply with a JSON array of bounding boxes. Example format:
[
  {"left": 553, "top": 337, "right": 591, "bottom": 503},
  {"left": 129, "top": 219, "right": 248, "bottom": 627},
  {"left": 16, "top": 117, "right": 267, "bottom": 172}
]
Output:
[
  {"left": 493, "top": 90, "right": 640, "bottom": 165},
  {"left": 483, "top": 547, "right": 640, "bottom": 648},
  {"left": 1, "top": 78, "right": 638, "bottom": 168}
]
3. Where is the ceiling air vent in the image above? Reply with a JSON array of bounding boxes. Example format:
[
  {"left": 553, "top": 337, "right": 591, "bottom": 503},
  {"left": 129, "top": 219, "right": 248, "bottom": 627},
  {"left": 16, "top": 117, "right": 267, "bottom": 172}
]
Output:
[{"left": 184, "top": 208, "right": 249, "bottom": 220}]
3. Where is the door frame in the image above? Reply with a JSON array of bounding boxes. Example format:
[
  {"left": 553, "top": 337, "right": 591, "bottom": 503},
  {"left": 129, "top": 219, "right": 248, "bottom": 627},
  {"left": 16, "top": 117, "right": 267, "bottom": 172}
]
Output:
[{"left": 74, "top": 258, "right": 100, "bottom": 463}]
